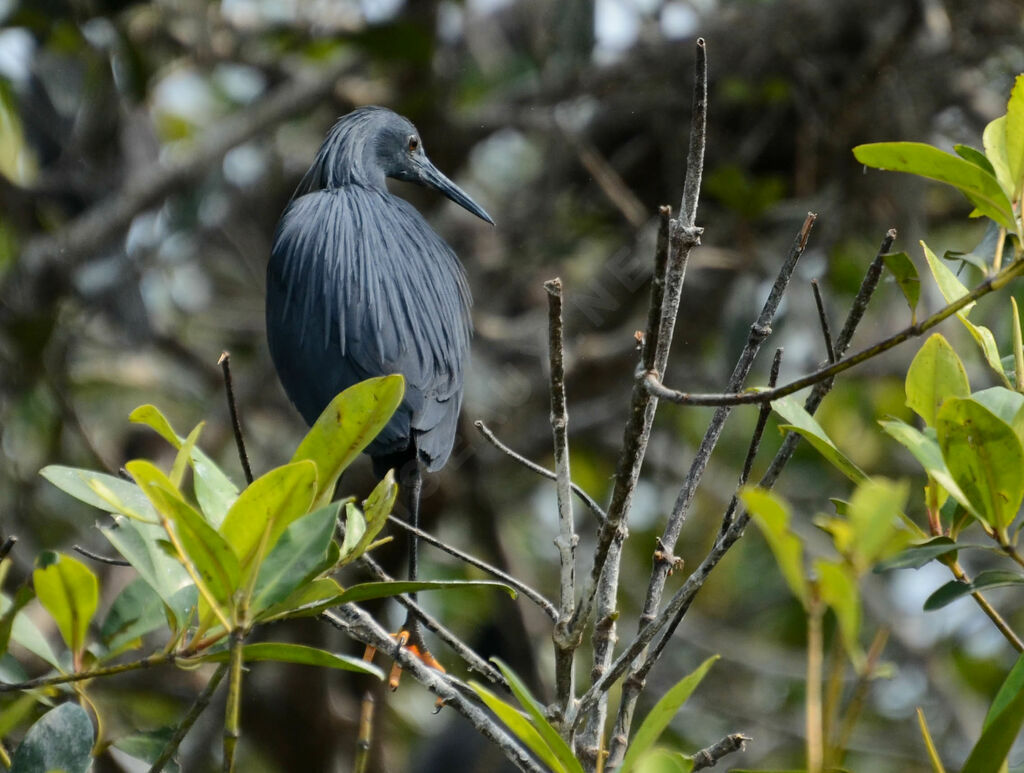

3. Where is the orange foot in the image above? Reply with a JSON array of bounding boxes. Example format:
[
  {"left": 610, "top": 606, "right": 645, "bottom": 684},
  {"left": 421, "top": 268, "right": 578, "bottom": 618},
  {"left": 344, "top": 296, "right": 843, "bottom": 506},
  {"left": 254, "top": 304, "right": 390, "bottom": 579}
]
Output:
[{"left": 362, "top": 629, "right": 446, "bottom": 708}]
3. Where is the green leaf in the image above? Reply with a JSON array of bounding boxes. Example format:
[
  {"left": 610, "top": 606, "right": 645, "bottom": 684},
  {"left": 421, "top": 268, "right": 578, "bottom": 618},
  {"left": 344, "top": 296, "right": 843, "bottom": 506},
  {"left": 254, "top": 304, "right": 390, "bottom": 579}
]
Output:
[
  {"left": 881, "top": 251, "right": 920, "bottom": 320},
  {"left": 10, "top": 702, "right": 94, "bottom": 773},
  {"left": 251, "top": 504, "right": 340, "bottom": 615},
  {"left": 336, "top": 579, "right": 517, "bottom": 605},
  {"left": 291, "top": 375, "right": 405, "bottom": 507},
  {"left": 936, "top": 398, "right": 1024, "bottom": 533},
  {"left": 916, "top": 708, "right": 947, "bottom": 773},
  {"left": 962, "top": 652, "right": 1024, "bottom": 773},
  {"left": 33, "top": 553, "right": 98, "bottom": 660},
  {"left": 468, "top": 681, "right": 570, "bottom": 773},
  {"left": 198, "top": 642, "right": 383, "bottom": 678},
  {"left": 853, "top": 142, "right": 1015, "bottom": 231},
  {"left": 0, "top": 584, "right": 34, "bottom": 660},
  {"left": 619, "top": 655, "right": 719, "bottom": 773},
  {"left": 874, "top": 537, "right": 993, "bottom": 572},
  {"left": 922, "top": 242, "right": 1009, "bottom": 385},
  {"left": 740, "top": 488, "right": 807, "bottom": 606},
  {"left": 0, "top": 694, "right": 42, "bottom": 743},
  {"left": 127, "top": 460, "right": 240, "bottom": 616},
  {"left": 971, "top": 387, "right": 1024, "bottom": 442},
  {"left": 631, "top": 748, "right": 695, "bottom": 773},
  {"left": 40, "top": 466, "right": 155, "bottom": 521},
  {"left": 100, "top": 578, "right": 169, "bottom": 656},
  {"left": 170, "top": 422, "right": 203, "bottom": 489},
  {"left": 815, "top": 559, "right": 862, "bottom": 669},
  {"left": 845, "top": 478, "right": 909, "bottom": 570},
  {"left": 1007, "top": 74, "right": 1024, "bottom": 200},
  {"left": 924, "top": 570, "right": 1024, "bottom": 611},
  {"left": 113, "top": 728, "right": 179, "bottom": 773},
  {"left": 129, "top": 404, "right": 239, "bottom": 526},
  {"left": 218, "top": 460, "right": 318, "bottom": 590},
  {"left": 878, "top": 420, "right": 975, "bottom": 516},
  {"left": 338, "top": 503, "right": 367, "bottom": 565},
  {"left": 100, "top": 518, "right": 195, "bottom": 630},
  {"left": 954, "top": 144, "right": 997, "bottom": 177},
  {"left": 0, "top": 81, "right": 38, "bottom": 187},
  {"left": 0, "top": 594, "right": 60, "bottom": 669},
  {"left": 255, "top": 577, "right": 344, "bottom": 622},
  {"left": 338, "top": 471, "right": 398, "bottom": 567},
  {"left": 983, "top": 116, "right": 1016, "bottom": 204},
  {"left": 904, "top": 334, "right": 970, "bottom": 427},
  {"left": 490, "top": 657, "right": 585, "bottom": 773},
  {"left": 772, "top": 396, "right": 867, "bottom": 484}
]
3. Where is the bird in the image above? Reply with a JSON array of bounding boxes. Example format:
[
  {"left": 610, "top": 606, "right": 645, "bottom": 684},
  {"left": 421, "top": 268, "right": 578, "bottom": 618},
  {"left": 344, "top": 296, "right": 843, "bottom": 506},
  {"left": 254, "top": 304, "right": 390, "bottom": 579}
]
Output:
[{"left": 266, "top": 106, "right": 493, "bottom": 669}]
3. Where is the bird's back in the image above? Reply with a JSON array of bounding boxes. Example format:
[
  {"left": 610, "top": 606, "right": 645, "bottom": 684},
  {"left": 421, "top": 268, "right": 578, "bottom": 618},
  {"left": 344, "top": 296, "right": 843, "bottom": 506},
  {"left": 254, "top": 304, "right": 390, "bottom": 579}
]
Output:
[{"left": 266, "top": 184, "right": 472, "bottom": 471}]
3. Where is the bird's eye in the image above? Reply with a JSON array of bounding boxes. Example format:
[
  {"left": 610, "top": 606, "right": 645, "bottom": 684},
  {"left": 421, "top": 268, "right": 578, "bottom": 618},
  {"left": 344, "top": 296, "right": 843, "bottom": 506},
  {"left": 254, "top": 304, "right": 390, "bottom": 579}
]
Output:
[{"left": 408, "top": 135, "right": 419, "bottom": 153}]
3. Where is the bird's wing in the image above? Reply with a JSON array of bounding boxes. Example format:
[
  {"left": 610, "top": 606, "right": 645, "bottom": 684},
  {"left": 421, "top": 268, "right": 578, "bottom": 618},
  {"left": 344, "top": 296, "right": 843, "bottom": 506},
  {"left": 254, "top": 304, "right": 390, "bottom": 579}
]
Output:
[{"left": 267, "top": 186, "right": 472, "bottom": 469}]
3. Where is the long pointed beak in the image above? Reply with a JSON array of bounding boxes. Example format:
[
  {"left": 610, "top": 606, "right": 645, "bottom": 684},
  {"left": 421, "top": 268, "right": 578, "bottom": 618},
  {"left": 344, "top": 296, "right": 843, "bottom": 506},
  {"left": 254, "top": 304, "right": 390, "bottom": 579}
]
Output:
[{"left": 417, "top": 157, "right": 495, "bottom": 225}]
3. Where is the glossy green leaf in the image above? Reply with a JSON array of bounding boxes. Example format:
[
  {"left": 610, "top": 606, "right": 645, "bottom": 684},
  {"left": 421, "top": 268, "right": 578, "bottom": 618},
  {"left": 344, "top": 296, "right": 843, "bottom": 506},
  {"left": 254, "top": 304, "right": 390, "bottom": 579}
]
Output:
[
  {"left": 815, "top": 559, "right": 862, "bottom": 669},
  {"left": 468, "top": 681, "right": 569, "bottom": 773},
  {"left": 100, "top": 578, "right": 169, "bottom": 657},
  {"left": 853, "top": 142, "right": 1015, "bottom": 231},
  {"left": 338, "top": 471, "right": 397, "bottom": 567},
  {"left": 845, "top": 478, "right": 909, "bottom": 570},
  {"left": 962, "top": 651, "right": 1024, "bottom": 773},
  {"left": 936, "top": 398, "right": 1024, "bottom": 532},
  {"left": 130, "top": 404, "right": 239, "bottom": 525},
  {"left": 954, "top": 144, "right": 996, "bottom": 177},
  {"left": 100, "top": 518, "right": 195, "bottom": 630},
  {"left": 113, "top": 728, "right": 179, "bottom": 773},
  {"left": 619, "top": 655, "right": 719, "bottom": 773},
  {"left": 881, "top": 251, "right": 919, "bottom": 320},
  {"left": 10, "top": 702, "right": 93, "bottom": 773},
  {"left": 983, "top": 116, "right": 1015, "bottom": 204},
  {"left": 878, "top": 420, "right": 975, "bottom": 516},
  {"left": 251, "top": 503, "right": 340, "bottom": 615},
  {"left": 291, "top": 375, "right": 405, "bottom": 507},
  {"left": 971, "top": 387, "right": 1024, "bottom": 442},
  {"left": 33, "top": 553, "right": 97, "bottom": 659},
  {"left": 1006, "top": 74, "right": 1024, "bottom": 199},
  {"left": 255, "top": 577, "right": 344, "bottom": 622},
  {"left": 199, "top": 642, "right": 383, "bottom": 678},
  {"left": 127, "top": 460, "right": 240, "bottom": 614},
  {"left": 740, "top": 488, "right": 807, "bottom": 606},
  {"left": 904, "top": 334, "right": 970, "bottom": 427},
  {"left": 338, "top": 503, "right": 367, "bottom": 565},
  {"left": 633, "top": 748, "right": 695, "bottom": 773},
  {"left": 170, "top": 423, "right": 203, "bottom": 489},
  {"left": 772, "top": 396, "right": 867, "bottom": 484},
  {"left": 874, "top": 537, "right": 993, "bottom": 572},
  {"left": 40, "top": 466, "right": 155, "bottom": 522},
  {"left": 924, "top": 570, "right": 1024, "bottom": 611},
  {"left": 218, "top": 460, "right": 318, "bottom": 590},
  {"left": 490, "top": 657, "right": 584, "bottom": 773}
]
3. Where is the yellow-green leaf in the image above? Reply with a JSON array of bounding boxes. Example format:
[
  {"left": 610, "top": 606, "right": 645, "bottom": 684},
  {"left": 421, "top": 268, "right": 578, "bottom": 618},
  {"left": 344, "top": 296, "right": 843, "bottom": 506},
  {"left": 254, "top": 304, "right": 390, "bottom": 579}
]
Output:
[
  {"left": 905, "top": 334, "right": 970, "bottom": 427},
  {"left": 740, "top": 487, "right": 808, "bottom": 607},
  {"left": 33, "top": 553, "right": 98, "bottom": 661},
  {"left": 815, "top": 559, "right": 863, "bottom": 670},
  {"left": 468, "top": 681, "right": 569, "bottom": 773},
  {"left": 772, "top": 396, "right": 867, "bottom": 484}
]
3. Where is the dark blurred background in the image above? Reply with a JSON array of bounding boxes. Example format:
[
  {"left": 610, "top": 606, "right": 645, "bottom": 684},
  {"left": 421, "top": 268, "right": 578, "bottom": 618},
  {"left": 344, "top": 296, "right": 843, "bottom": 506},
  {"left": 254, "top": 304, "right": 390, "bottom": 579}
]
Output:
[{"left": 1, "top": 0, "right": 1023, "bottom": 770}]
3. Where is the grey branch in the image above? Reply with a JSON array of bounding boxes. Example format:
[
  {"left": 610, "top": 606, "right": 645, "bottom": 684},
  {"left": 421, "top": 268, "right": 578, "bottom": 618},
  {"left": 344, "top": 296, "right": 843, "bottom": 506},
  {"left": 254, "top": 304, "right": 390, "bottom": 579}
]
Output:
[
  {"left": 691, "top": 733, "right": 751, "bottom": 771},
  {"left": 321, "top": 606, "right": 545, "bottom": 773}
]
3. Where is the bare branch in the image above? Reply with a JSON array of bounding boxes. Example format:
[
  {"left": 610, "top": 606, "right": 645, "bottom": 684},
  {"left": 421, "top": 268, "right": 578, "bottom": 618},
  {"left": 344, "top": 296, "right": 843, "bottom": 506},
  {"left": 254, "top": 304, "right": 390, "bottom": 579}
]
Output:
[
  {"left": 545, "top": 277, "right": 579, "bottom": 717},
  {"left": 811, "top": 280, "right": 836, "bottom": 364},
  {"left": 72, "top": 545, "right": 130, "bottom": 567},
  {"left": 219, "top": 352, "right": 253, "bottom": 485},
  {"left": 386, "top": 514, "right": 558, "bottom": 622},
  {"left": 691, "top": 733, "right": 751, "bottom": 771},
  {"left": 474, "top": 421, "right": 606, "bottom": 524},
  {"left": 149, "top": 664, "right": 228, "bottom": 773},
  {"left": 322, "top": 606, "right": 544, "bottom": 773}
]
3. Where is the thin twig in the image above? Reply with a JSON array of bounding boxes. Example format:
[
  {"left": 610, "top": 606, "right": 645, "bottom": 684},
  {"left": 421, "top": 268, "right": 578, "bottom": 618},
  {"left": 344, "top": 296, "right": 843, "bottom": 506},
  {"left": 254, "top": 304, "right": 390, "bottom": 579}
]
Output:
[
  {"left": 0, "top": 537, "right": 17, "bottom": 561},
  {"left": 811, "top": 280, "right": 836, "bottom": 363},
  {"left": 949, "top": 560, "right": 1023, "bottom": 651},
  {"left": 222, "top": 627, "right": 245, "bottom": 772},
  {"left": 219, "top": 352, "right": 253, "bottom": 485},
  {"left": 149, "top": 664, "right": 228, "bottom": 773},
  {"left": 473, "top": 421, "right": 606, "bottom": 524},
  {"left": 386, "top": 514, "right": 558, "bottom": 621},
  {"left": 322, "top": 606, "right": 545, "bottom": 773},
  {"left": 355, "top": 553, "right": 506, "bottom": 686},
  {"left": 645, "top": 241, "right": 1024, "bottom": 408},
  {"left": 604, "top": 214, "right": 814, "bottom": 765},
  {"left": 832, "top": 629, "right": 889, "bottom": 766},
  {"left": 691, "top": 732, "right": 751, "bottom": 771},
  {"left": 545, "top": 278, "right": 579, "bottom": 719},
  {"left": 0, "top": 650, "right": 191, "bottom": 692},
  {"left": 353, "top": 692, "right": 375, "bottom": 773},
  {"left": 72, "top": 545, "right": 130, "bottom": 567}
]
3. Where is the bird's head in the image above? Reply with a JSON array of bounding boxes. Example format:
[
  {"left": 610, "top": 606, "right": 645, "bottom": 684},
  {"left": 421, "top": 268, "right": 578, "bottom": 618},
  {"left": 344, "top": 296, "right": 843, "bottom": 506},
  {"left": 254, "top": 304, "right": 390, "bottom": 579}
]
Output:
[{"left": 300, "top": 106, "right": 494, "bottom": 225}]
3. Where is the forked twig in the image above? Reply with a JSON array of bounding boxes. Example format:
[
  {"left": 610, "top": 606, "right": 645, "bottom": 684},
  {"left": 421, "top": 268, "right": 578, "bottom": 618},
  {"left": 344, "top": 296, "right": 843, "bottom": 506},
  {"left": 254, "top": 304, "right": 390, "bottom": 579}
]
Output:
[{"left": 219, "top": 352, "right": 253, "bottom": 485}]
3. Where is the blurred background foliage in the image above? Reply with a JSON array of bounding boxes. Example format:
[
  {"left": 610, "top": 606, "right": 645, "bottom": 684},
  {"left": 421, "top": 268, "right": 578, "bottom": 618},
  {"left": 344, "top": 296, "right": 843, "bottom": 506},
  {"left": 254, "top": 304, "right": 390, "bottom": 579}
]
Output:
[{"left": 1, "top": 0, "right": 1023, "bottom": 770}]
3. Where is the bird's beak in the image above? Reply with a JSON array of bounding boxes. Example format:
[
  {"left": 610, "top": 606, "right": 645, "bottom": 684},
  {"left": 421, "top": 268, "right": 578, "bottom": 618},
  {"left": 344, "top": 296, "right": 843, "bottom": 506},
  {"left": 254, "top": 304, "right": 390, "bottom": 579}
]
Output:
[{"left": 417, "top": 157, "right": 495, "bottom": 225}]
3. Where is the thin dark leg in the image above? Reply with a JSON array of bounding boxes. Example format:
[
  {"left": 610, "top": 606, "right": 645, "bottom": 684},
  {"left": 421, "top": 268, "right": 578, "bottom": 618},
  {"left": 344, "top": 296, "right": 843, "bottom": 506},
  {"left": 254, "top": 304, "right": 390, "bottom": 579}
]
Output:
[{"left": 402, "top": 458, "right": 426, "bottom": 649}]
